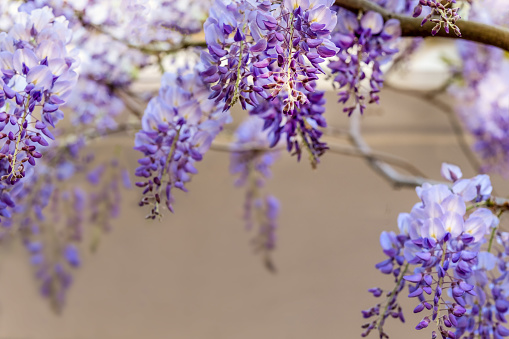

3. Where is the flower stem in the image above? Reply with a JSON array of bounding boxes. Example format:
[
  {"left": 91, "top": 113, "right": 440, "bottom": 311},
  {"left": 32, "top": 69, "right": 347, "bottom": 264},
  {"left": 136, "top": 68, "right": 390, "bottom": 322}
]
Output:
[
  {"left": 10, "top": 94, "right": 30, "bottom": 180},
  {"left": 378, "top": 263, "right": 409, "bottom": 337}
]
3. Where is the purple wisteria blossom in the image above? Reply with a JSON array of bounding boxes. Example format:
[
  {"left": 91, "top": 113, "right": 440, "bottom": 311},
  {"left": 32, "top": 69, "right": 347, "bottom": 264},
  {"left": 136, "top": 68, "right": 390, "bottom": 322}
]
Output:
[
  {"left": 328, "top": 9, "right": 401, "bottom": 115},
  {"left": 6, "top": 136, "right": 132, "bottom": 311},
  {"left": 135, "top": 66, "right": 230, "bottom": 218},
  {"left": 362, "top": 163, "right": 508, "bottom": 339},
  {"left": 202, "top": 0, "right": 338, "bottom": 112},
  {"left": 451, "top": 1, "right": 509, "bottom": 175},
  {"left": 0, "top": 6, "right": 78, "bottom": 183},
  {"left": 200, "top": 0, "right": 335, "bottom": 166},
  {"left": 230, "top": 117, "right": 280, "bottom": 269},
  {"left": 248, "top": 80, "right": 328, "bottom": 167}
]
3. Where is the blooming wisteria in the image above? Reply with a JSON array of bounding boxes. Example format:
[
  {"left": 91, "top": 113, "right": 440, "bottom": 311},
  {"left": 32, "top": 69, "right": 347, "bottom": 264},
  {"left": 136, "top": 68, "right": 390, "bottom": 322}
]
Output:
[
  {"left": 0, "top": 0, "right": 508, "bottom": 332},
  {"left": 0, "top": 7, "right": 77, "bottom": 180},
  {"left": 328, "top": 8, "right": 401, "bottom": 115},
  {"left": 199, "top": 0, "right": 338, "bottom": 164},
  {"left": 134, "top": 66, "right": 230, "bottom": 218},
  {"left": 230, "top": 117, "right": 280, "bottom": 269},
  {"left": 362, "top": 163, "right": 509, "bottom": 339},
  {"left": 450, "top": 0, "right": 509, "bottom": 176}
]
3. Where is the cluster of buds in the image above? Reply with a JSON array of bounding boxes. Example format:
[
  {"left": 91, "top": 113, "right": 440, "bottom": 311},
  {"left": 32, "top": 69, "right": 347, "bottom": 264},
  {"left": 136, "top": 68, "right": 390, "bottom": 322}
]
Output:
[{"left": 413, "top": 0, "right": 462, "bottom": 36}]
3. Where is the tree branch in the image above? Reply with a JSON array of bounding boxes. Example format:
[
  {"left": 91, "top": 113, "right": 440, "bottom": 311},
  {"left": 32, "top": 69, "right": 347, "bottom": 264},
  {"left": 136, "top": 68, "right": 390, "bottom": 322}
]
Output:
[
  {"left": 348, "top": 112, "right": 445, "bottom": 187},
  {"left": 347, "top": 113, "right": 509, "bottom": 207},
  {"left": 212, "top": 136, "right": 426, "bottom": 176},
  {"left": 335, "top": 0, "right": 509, "bottom": 51}
]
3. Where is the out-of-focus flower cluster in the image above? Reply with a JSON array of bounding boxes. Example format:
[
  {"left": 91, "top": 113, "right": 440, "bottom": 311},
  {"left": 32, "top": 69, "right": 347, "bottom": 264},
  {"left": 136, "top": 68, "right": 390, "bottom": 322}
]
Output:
[
  {"left": 451, "top": 0, "right": 509, "bottom": 175},
  {"left": 0, "top": 124, "right": 130, "bottom": 311},
  {"left": 19, "top": 0, "right": 210, "bottom": 133},
  {"left": 230, "top": 117, "right": 280, "bottom": 269},
  {"left": 362, "top": 163, "right": 509, "bottom": 339},
  {"left": 135, "top": 66, "right": 230, "bottom": 218}
]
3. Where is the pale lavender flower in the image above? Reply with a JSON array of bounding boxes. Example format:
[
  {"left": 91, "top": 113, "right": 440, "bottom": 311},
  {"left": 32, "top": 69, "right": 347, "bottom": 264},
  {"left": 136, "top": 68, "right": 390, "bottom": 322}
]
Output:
[
  {"left": 0, "top": 6, "right": 78, "bottom": 183},
  {"left": 363, "top": 164, "right": 501, "bottom": 339},
  {"left": 135, "top": 66, "right": 230, "bottom": 218},
  {"left": 328, "top": 9, "right": 401, "bottom": 115}
]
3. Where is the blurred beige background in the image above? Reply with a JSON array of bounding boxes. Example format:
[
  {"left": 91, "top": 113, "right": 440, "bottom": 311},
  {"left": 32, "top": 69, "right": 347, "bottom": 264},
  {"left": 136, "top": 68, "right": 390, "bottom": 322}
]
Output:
[{"left": 0, "top": 42, "right": 507, "bottom": 339}]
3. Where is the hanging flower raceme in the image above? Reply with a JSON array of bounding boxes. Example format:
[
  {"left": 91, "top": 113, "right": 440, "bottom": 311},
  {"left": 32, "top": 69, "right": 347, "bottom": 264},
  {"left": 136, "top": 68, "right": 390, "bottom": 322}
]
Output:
[
  {"left": 450, "top": 1, "right": 509, "bottom": 175},
  {"left": 230, "top": 117, "right": 280, "bottom": 269},
  {"left": 249, "top": 80, "right": 328, "bottom": 167},
  {"left": 362, "top": 163, "right": 508, "bottom": 339},
  {"left": 328, "top": 8, "right": 401, "bottom": 115},
  {"left": 202, "top": 0, "right": 338, "bottom": 111},
  {"left": 200, "top": 0, "right": 335, "bottom": 166},
  {"left": 0, "top": 6, "right": 78, "bottom": 183},
  {"left": 134, "top": 67, "right": 230, "bottom": 219},
  {"left": 3, "top": 133, "right": 132, "bottom": 311}
]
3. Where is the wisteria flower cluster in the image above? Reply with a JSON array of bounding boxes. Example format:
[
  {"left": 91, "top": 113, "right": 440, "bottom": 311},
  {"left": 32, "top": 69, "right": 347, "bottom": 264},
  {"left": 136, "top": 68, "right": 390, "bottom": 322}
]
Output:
[
  {"left": 328, "top": 8, "right": 401, "bottom": 115},
  {"left": 230, "top": 117, "right": 280, "bottom": 268},
  {"left": 0, "top": 6, "right": 78, "bottom": 222},
  {"left": 451, "top": 0, "right": 509, "bottom": 175},
  {"left": 362, "top": 163, "right": 509, "bottom": 339},
  {"left": 134, "top": 66, "right": 230, "bottom": 218},
  {"left": 1, "top": 0, "right": 509, "bottom": 328},
  {"left": 0, "top": 134, "right": 131, "bottom": 311},
  {"left": 0, "top": 7, "right": 77, "bottom": 180},
  {"left": 201, "top": 0, "right": 337, "bottom": 164}
]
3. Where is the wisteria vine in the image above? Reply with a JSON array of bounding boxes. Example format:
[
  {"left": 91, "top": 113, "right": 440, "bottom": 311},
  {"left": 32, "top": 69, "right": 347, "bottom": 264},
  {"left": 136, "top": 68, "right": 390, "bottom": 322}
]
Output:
[{"left": 0, "top": 3, "right": 508, "bottom": 337}]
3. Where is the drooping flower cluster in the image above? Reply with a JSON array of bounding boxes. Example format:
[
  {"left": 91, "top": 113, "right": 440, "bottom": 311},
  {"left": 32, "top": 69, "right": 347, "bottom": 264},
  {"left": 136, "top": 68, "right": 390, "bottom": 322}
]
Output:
[
  {"left": 248, "top": 81, "right": 328, "bottom": 167},
  {"left": 362, "top": 163, "right": 509, "bottom": 339},
  {"left": 0, "top": 7, "right": 78, "bottom": 183},
  {"left": 18, "top": 0, "right": 209, "bottom": 134},
  {"left": 202, "top": 0, "right": 338, "bottom": 110},
  {"left": 8, "top": 136, "right": 132, "bottom": 311},
  {"left": 135, "top": 66, "right": 230, "bottom": 218},
  {"left": 451, "top": 0, "right": 509, "bottom": 175},
  {"left": 201, "top": 0, "right": 337, "bottom": 165},
  {"left": 453, "top": 58, "right": 509, "bottom": 175},
  {"left": 230, "top": 117, "right": 280, "bottom": 269},
  {"left": 328, "top": 9, "right": 401, "bottom": 115}
]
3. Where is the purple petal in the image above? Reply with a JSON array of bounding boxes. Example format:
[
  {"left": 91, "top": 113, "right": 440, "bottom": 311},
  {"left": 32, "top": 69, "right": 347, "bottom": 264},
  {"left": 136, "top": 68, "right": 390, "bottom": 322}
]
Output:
[{"left": 360, "top": 11, "right": 384, "bottom": 35}]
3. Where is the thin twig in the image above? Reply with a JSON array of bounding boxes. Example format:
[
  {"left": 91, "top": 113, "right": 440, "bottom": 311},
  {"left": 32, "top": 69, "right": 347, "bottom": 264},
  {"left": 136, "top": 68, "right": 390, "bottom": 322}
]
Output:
[
  {"left": 79, "top": 15, "right": 206, "bottom": 56},
  {"left": 115, "top": 89, "right": 147, "bottom": 120},
  {"left": 211, "top": 136, "right": 426, "bottom": 176}
]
